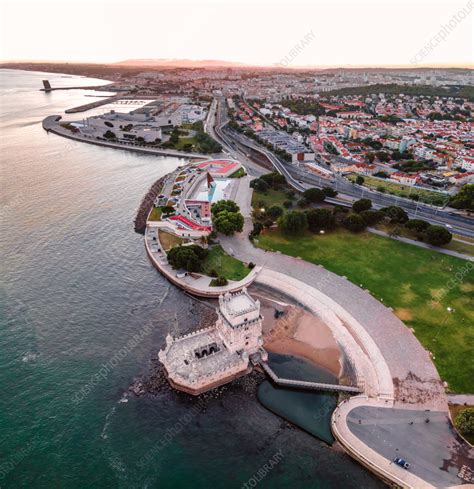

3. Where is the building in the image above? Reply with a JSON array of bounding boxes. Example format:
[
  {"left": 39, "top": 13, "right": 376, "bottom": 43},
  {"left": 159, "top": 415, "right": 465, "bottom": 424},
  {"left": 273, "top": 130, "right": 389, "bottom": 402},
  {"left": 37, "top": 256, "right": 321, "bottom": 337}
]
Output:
[
  {"left": 390, "top": 172, "right": 419, "bottom": 186},
  {"left": 159, "top": 288, "right": 267, "bottom": 395}
]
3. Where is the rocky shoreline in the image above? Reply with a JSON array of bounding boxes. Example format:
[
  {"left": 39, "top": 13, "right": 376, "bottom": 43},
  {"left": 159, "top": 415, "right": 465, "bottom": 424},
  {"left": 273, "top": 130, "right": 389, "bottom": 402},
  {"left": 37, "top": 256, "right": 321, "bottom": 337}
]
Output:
[{"left": 134, "top": 176, "right": 166, "bottom": 234}]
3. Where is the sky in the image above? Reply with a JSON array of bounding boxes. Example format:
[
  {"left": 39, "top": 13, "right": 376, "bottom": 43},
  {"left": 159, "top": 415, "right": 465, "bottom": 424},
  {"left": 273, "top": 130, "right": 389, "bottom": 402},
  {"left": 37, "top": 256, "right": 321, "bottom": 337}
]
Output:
[{"left": 0, "top": 0, "right": 473, "bottom": 68}]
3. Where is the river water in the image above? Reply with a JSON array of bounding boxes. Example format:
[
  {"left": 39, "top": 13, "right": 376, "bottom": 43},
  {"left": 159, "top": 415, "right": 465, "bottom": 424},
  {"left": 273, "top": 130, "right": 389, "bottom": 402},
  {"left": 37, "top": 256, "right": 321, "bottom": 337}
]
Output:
[{"left": 0, "top": 69, "right": 384, "bottom": 488}]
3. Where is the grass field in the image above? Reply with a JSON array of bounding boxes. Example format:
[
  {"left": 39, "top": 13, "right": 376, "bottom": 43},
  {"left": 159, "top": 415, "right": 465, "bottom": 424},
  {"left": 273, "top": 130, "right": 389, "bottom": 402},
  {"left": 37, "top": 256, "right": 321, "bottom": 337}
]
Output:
[
  {"left": 257, "top": 228, "right": 474, "bottom": 393},
  {"left": 148, "top": 207, "right": 162, "bottom": 221},
  {"left": 251, "top": 188, "right": 294, "bottom": 211},
  {"left": 347, "top": 174, "right": 449, "bottom": 206},
  {"left": 158, "top": 231, "right": 186, "bottom": 251},
  {"left": 374, "top": 223, "right": 473, "bottom": 257},
  {"left": 202, "top": 245, "right": 250, "bottom": 282}
]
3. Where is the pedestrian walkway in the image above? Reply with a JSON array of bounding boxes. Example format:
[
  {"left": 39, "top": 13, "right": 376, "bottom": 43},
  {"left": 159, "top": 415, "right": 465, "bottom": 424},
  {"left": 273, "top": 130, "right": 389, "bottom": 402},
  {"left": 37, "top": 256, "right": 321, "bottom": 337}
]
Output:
[
  {"left": 261, "top": 361, "right": 362, "bottom": 393},
  {"left": 368, "top": 227, "right": 473, "bottom": 261}
]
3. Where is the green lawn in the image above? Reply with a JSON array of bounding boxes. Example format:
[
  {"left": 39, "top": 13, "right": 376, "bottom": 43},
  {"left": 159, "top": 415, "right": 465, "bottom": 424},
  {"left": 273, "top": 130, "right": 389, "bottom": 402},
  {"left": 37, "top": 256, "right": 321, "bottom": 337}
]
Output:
[
  {"left": 374, "top": 223, "right": 473, "bottom": 257},
  {"left": 252, "top": 188, "right": 294, "bottom": 211},
  {"left": 256, "top": 228, "right": 474, "bottom": 393},
  {"left": 347, "top": 174, "right": 449, "bottom": 206},
  {"left": 229, "top": 168, "right": 247, "bottom": 178},
  {"left": 158, "top": 231, "right": 186, "bottom": 251},
  {"left": 202, "top": 245, "right": 250, "bottom": 281},
  {"left": 148, "top": 207, "right": 162, "bottom": 221}
]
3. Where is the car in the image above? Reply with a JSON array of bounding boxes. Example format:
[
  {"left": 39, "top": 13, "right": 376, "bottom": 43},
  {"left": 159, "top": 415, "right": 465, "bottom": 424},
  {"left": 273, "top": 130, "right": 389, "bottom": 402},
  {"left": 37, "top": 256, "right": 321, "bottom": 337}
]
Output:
[
  {"left": 393, "top": 457, "right": 410, "bottom": 469},
  {"left": 445, "top": 224, "right": 453, "bottom": 229}
]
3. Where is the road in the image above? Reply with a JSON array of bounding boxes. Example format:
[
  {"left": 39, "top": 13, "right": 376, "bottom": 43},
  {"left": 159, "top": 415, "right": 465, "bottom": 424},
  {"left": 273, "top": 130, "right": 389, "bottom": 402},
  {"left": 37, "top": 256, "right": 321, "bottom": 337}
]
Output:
[{"left": 209, "top": 97, "right": 474, "bottom": 238}]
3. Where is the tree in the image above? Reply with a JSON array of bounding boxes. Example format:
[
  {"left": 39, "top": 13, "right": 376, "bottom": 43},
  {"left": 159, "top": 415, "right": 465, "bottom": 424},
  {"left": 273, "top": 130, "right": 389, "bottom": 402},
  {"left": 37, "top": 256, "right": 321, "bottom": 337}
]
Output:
[
  {"left": 405, "top": 219, "right": 430, "bottom": 233},
  {"left": 365, "top": 152, "right": 375, "bottom": 163},
  {"left": 250, "top": 178, "right": 269, "bottom": 193},
  {"left": 283, "top": 200, "right": 293, "bottom": 209},
  {"left": 278, "top": 211, "right": 308, "bottom": 235},
  {"left": 167, "top": 245, "right": 208, "bottom": 272},
  {"left": 425, "top": 225, "right": 452, "bottom": 246},
  {"left": 213, "top": 210, "right": 244, "bottom": 235},
  {"left": 342, "top": 213, "right": 366, "bottom": 232},
  {"left": 450, "top": 184, "right": 473, "bottom": 211},
  {"left": 303, "top": 188, "right": 325, "bottom": 203},
  {"left": 352, "top": 198, "right": 372, "bottom": 213},
  {"left": 213, "top": 275, "right": 228, "bottom": 286},
  {"left": 455, "top": 408, "right": 474, "bottom": 438},
  {"left": 381, "top": 206, "right": 409, "bottom": 224},
  {"left": 169, "top": 128, "right": 180, "bottom": 145},
  {"left": 260, "top": 172, "right": 286, "bottom": 189},
  {"left": 305, "top": 208, "right": 335, "bottom": 232},
  {"left": 376, "top": 151, "right": 390, "bottom": 162},
  {"left": 355, "top": 175, "right": 365, "bottom": 185},
  {"left": 322, "top": 187, "right": 338, "bottom": 198},
  {"left": 360, "top": 210, "right": 384, "bottom": 226},
  {"left": 267, "top": 205, "right": 283, "bottom": 220},
  {"left": 103, "top": 130, "right": 116, "bottom": 140},
  {"left": 211, "top": 200, "right": 239, "bottom": 215},
  {"left": 161, "top": 205, "right": 175, "bottom": 216}
]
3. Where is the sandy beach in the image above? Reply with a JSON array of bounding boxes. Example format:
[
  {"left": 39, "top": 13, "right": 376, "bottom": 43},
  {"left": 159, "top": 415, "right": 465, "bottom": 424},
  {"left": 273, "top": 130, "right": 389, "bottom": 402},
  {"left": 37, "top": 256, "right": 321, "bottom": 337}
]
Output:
[{"left": 256, "top": 293, "right": 343, "bottom": 378}]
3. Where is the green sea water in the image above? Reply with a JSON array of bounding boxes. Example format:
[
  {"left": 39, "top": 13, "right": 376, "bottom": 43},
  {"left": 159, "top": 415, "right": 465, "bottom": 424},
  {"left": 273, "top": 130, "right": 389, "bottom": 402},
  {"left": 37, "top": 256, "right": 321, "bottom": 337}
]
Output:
[{"left": 0, "top": 69, "right": 385, "bottom": 489}]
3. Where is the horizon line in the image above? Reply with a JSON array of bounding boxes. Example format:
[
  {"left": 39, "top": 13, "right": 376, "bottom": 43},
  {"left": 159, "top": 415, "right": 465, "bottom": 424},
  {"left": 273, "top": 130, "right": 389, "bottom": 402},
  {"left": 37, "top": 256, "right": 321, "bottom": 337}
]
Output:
[{"left": 1, "top": 59, "right": 473, "bottom": 70}]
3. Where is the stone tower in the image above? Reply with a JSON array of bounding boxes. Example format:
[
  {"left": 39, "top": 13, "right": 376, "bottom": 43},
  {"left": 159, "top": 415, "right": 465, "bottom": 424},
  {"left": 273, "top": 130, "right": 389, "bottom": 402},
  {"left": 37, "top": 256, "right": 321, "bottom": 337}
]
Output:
[{"left": 216, "top": 287, "right": 263, "bottom": 355}]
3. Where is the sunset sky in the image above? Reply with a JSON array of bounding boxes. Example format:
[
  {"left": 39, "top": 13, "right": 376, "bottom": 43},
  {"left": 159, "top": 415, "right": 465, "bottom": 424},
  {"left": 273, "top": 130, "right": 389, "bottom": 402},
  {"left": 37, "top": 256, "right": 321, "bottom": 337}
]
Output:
[{"left": 1, "top": 0, "right": 473, "bottom": 68}]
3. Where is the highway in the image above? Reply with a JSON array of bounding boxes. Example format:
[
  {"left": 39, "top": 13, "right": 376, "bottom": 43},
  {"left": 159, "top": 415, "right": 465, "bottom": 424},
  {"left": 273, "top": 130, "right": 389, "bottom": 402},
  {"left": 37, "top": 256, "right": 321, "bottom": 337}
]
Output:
[{"left": 209, "top": 97, "right": 474, "bottom": 238}]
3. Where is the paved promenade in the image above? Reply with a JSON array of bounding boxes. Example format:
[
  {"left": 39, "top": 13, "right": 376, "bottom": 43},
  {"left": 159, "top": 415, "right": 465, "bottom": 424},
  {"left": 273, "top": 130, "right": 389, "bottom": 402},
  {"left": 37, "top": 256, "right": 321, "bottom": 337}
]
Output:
[
  {"left": 42, "top": 115, "right": 209, "bottom": 160},
  {"left": 216, "top": 182, "right": 474, "bottom": 487},
  {"left": 145, "top": 223, "right": 261, "bottom": 298},
  {"left": 221, "top": 217, "right": 446, "bottom": 410}
]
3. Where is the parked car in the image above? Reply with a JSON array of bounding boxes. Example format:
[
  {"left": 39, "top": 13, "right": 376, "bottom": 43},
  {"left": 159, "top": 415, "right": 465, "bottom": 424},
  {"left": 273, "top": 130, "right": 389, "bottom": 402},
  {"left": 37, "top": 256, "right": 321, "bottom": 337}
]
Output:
[{"left": 393, "top": 457, "right": 410, "bottom": 469}]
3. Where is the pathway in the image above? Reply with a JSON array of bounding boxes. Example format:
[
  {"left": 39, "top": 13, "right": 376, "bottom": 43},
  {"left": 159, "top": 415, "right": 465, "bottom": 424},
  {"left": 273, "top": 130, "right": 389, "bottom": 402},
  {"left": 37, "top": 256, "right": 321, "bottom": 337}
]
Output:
[{"left": 368, "top": 227, "right": 473, "bottom": 261}]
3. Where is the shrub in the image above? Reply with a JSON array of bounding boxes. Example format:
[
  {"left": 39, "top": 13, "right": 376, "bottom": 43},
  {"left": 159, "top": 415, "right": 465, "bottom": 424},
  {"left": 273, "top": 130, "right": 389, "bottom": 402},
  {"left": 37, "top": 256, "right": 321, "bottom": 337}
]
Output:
[
  {"left": 278, "top": 211, "right": 308, "bottom": 235},
  {"left": 283, "top": 200, "right": 293, "bottom": 209},
  {"left": 248, "top": 262, "right": 256, "bottom": 269},
  {"left": 455, "top": 408, "right": 474, "bottom": 438},
  {"left": 213, "top": 275, "right": 228, "bottom": 286},
  {"left": 342, "top": 213, "right": 366, "bottom": 232},
  {"left": 425, "top": 225, "right": 452, "bottom": 246},
  {"left": 252, "top": 222, "right": 263, "bottom": 236},
  {"left": 352, "top": 198, "right": 372, "bottom": 213},
  {"left": 263, "top": 218, "right": 274, "bottom": 228}
]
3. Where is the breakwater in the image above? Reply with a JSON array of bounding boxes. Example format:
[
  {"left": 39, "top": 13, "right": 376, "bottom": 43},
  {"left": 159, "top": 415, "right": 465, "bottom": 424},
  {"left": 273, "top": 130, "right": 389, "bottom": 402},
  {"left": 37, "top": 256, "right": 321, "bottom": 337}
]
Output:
[{"left": 134, "top": 176, "right": 166, "bottom": 234}]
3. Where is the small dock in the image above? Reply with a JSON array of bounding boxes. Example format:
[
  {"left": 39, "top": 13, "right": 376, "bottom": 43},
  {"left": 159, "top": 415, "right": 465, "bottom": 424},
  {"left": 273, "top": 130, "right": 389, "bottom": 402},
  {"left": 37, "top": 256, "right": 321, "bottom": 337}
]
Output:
[{"left": 261, "top": 362, "right": 363, "bottom": 394}]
